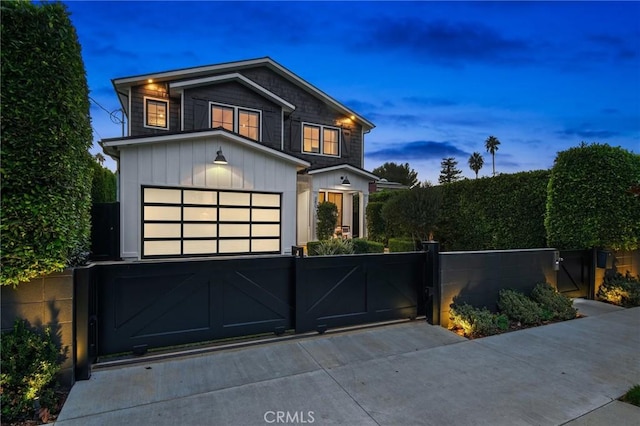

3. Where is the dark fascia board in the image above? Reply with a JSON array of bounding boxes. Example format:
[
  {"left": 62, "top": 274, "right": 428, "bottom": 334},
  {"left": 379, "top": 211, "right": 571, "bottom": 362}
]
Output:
[{"left": 111, "top": 57, "right": 375, "bottom": 131}]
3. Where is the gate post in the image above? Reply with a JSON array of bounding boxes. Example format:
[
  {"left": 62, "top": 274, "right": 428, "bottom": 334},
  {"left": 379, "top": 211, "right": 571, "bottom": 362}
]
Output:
[
  {"left": 292, "top": 246, "right": 305, "bottom": 331},
  {"left": 422, "top": 241, "right": 441, "bottom": 325},
  {"left": 73, "top": 265, "right": 94, "bottom": 381}
]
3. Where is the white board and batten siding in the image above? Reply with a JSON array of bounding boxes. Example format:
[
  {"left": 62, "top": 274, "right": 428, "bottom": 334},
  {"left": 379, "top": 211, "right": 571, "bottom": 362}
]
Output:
[{"left": 119, "top": 135, "right": 300, "bottom": 259}]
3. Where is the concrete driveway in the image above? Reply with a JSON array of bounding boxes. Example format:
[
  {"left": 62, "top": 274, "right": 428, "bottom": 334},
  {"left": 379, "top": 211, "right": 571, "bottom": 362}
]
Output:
[{"left": 55, "top": 300, "right": 640, "bottom": 425}]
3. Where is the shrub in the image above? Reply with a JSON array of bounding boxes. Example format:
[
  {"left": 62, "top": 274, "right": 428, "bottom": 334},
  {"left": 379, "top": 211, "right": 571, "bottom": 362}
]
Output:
[
  {"left": 437, "top": 170, "right": 550, "bottom": 251},
  {"left": 306, "top": 241, "right": 322, "bottom": 256},
  {"left": 597, "top": 272, "right": 640, "bottom": 307},
  {"left": 352, "top": 238, "right": 384, "bottom": 254},
  {"left": 545, "top": 143, "right": 640, "bottom": 250},
  {"left": 621, "top": 384, "right": 640, "bottom": 407},
  {"left": 449, "top": 303, "right": 508, "bottom": 338},
  {"left": 313, "top": 238, "right": 354, "bottom": 256},
  {"left": 531, "top": 282, "right": 577, "bottom": 321},
  {"left": 498, "top": 289, "right": 545, "bottom": 325},
  {"left": 388, "top": 238, "right": 417, "bottom": 252},
  {"left": 316, "top": 202, "right": 338, "bottom": 241},
  {"left": 89, "top": 158, "right": 117, "bottom": 203},
  {"left": 1, "top": 1, "right": 93, "bottom": 286},
  {"left": 1, "top": 320, "right": 61, "bottom": 422},
  {"left": 381, "top": 187, "right": 442, "bottom": 242},
  {"left": 365, "top": 201, "right": 387, "bottom": 243}
]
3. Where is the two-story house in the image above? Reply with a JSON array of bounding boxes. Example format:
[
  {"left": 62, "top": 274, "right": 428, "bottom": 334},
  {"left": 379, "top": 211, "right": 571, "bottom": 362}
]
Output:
[{"left": 100, "top": 57, "right": 378, "bottom": 260}]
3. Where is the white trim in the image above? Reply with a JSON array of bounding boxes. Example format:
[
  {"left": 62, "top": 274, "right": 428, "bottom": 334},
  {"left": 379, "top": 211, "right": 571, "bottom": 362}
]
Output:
[
  {"left": 170, "top": 73, "right": 295, "bottom": 113},
  {"left": 103, "top": 129, "right": 311, "bottom": 168},
  {"left": 301, "top": 122, "right": 341, "bottom": 158},
  {"left": 209, "top": 102, "right": 262, "bottom": 142},
  {"left": 143, "top": 96, "right": 169, "bottom": 130},
  {"left": 113, "top": 58, "right": 372, "bottom": 130},
  {"left": 308, "top": 164, "right": 379, "bottom": 180}
]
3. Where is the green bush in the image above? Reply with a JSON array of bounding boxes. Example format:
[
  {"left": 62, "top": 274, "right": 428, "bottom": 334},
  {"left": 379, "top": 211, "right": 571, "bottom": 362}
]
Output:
[
  {"left": 622, "top": 384, "right": 640, "bottom": 407},
  {"left": 381, "top": 187, "right": 442, "bottom": 242},
  {"left": 449, "top": 303, "right": 509, "bottom": 338},
  {"left": 1, "top": 1, "right": 93, "bottom": 286},
  {"left": 316, "top": 201, "right": 338, "bottom": 241},
  {"left": 89, "top": 158, "right": 117, "bottom": 203},
  {"left": 365, "top": 201, "right": 387, "bottom": 243},
  {"left": 313, "top": 238, "right": 354, "bottom": 256},
  {"left": 352, "top": 238, "right": 384, "bottom": 254},
  {"left": 1, "top": 319, "right": 62, "bottom": 422},
  {"left": 306, "top": 241, "right": 322, "bottom": 256},
  {"left": 498, "top": 289, "right": 545, "bottom": 325},
  {"left": 597, "top": 272, "right": 640, "bottom": 307},
  {"left": 531, "top": 282, "right": 577, "bottom": 321},
  {"left": 437, "top": 170, "right": 550, "bottom": 251},
  {"left": 388, "top": 238, "right": 417, "bottom": 252},
  {"left": 545, "top": 143, "right": 640, "bottom": 250}
]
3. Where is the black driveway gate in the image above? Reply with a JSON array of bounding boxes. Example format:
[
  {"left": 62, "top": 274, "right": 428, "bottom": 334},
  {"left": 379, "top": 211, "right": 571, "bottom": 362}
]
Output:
[
  {"left": 295, "top": 252, "right": 426, "bottom": 333},
  {"left": 74, "top": 249, "right": 433, "bottom": 380},
  {"left": 89, "top": 256, "right": 294, "bottom": 357}
]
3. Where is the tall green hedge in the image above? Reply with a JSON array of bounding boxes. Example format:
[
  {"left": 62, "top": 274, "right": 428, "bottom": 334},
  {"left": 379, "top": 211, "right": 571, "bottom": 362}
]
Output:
[
  {"left": 545, "top": 143, "right": 640, "bottom": 250},
  {"left": 1, "top": 1, "right": 93, "bottom": 286},
  {"left": 89, "top": 159, "right": 117, "bottom": 203},
  {"left": 437, "top": 170, "right": 550, "bottom": 251}
]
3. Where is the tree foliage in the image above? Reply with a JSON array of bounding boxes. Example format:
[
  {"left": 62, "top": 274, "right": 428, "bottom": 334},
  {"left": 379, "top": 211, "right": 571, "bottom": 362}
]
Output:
[
  {"left": 468, "top": 152, "right": 484, "bottom": 178},
  {"left": 437, "top": 170, "right": 550, "bottom": 251},
  {"left": 89, "top": 157, "right": 117, "bottom": 203},
  {"left": 1, "top": 1, "right": 93, "bottom": 285},
  {"left": 485, "top": 135, "right": 501, "bottom": 176},
  {"left": 316, "top": 201, "right": 338, "bottom": 240},
  {"left": 545, "top": 142, "right": 640, "bottom": 250},
  {"left": 382, "top": 187, "right": 442, "bottom": 242},
  {"left": 438, "top": 157, "right": 463, "bottom": 184},
  {"left": 372, "top": 162, "right": 419, "bottom": 187}
]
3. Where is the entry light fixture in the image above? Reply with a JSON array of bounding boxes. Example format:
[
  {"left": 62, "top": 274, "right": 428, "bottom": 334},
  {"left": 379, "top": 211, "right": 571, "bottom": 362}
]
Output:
[
  {"left": 214, "top": 147, "right": 228, "bottom": 165},
  {"left": 341, "top": 175, "right": 351, "bottom": 186}
]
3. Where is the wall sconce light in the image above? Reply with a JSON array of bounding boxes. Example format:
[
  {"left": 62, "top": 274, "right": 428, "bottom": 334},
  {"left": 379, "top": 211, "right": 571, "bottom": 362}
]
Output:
[
  {"left": 341, "top": 176, "right": 351, "bottom": 186},
  {"left": 214, "top": 147, "right": 228, "bottom": 165}
]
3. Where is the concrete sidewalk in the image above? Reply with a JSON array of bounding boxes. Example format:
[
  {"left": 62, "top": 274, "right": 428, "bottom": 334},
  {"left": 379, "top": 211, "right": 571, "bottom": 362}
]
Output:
[{"left": 56, "top": 301, "right": 640, "bottom": 425}]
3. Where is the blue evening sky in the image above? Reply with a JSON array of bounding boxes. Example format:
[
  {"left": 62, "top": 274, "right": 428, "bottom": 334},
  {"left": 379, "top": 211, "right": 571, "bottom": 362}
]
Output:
[{"left": 63, "top": 0, "right": 640, "bottom": 184}]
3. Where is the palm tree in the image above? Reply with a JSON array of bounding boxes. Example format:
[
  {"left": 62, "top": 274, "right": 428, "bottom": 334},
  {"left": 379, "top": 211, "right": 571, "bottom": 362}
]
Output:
[
  {"left": 485, "top": 135, "right": 501, "bottom": 176},
  {"left": 95, "top": 153, "right": 105, "bottom": 165},
  {"left": 468, "top": 152, "right": 484, "bottom": 179}
]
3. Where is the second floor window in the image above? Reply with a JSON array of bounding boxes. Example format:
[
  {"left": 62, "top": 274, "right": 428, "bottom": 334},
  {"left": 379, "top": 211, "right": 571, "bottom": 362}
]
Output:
[
  {"left": 211, "top": 103, "right": 261, "bottom": 141},
  {"left": 145, "top": 98, "right": 168, "bottom": 129},
  {"left": 302, "top": 123, "right": 340, "bottom": 156}
]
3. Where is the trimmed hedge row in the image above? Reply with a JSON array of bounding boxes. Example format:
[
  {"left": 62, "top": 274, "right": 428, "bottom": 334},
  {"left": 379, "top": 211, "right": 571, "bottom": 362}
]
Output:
[
  {"left": 388, "top": 238, "right": 417, "bottom": 252},
  {"left": 437, "top": 170, "right": 550, "bottom": 251},
  {"left": 307, "top": 238, "right": 384, "bottom": 256},
  {"left": 1, "top": 1, "right": 93, "bottom": 285},
  {"left": 545, "top": 143, "right": 640, "bottom": 250}
]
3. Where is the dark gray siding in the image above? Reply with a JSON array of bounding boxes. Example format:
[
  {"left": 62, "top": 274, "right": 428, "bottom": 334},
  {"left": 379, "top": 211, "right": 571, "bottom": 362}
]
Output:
[
  {"left": 182, "top": 81, "right": 282, "bottom": 150},
  {"left": 127, "top": 65, "right": 365, "bottom": 169},
  {"left": 242, "top": 67, "right": 364, "bottom": 168},
  {"left": 129, "top": 84, "right": 180, "bottom": 136}
]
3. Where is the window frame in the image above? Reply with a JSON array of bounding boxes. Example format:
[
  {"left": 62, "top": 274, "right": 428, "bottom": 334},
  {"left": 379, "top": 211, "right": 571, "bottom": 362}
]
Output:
[
  {"left": 301, "top": 122, "right": 341, "bottom": 157},
  {"left": 209, "top": 102, "right": 262, "bottom": 141},
  {"left": 144, "top": 96, "right": 169, "bottom": 130},
  {"left": 141, "top": 185, "right": 282, "bottom": 259}
]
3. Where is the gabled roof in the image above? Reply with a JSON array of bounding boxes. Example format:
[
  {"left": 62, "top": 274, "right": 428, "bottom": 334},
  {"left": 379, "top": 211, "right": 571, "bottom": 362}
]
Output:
[
  {"left": 101, "top": 128, "right": 311, "bottom": 170},
  {"left": 169, "top": 73, "right": 295, "bottom": 114},
  {"left": 111, "top": 57, "right": 375, "bottom": 131},
  {"left": 307, "top": 163, "right": 379, "bottom": 181}
]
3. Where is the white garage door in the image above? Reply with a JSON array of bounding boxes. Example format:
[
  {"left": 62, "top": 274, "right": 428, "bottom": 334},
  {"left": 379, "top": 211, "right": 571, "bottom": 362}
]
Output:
[{"left": 142, "top": 186, "right": 281, "bottom": 258}]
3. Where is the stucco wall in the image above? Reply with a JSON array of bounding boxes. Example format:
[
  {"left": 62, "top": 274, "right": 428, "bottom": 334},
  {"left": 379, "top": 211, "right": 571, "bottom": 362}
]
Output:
[
  {"left": 1, "top": 269, "right": 75, "bottom": 386},
  {"left": 439, "top": 248, "right": 558, "bottom": 328}
]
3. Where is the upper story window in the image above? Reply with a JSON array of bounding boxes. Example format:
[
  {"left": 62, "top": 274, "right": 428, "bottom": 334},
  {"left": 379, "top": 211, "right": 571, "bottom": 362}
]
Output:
[
  {"left": 144, "top": 97, "right": 169, "bottom": 129},
  {"left": 302, "top": 123, "right": 340, "bottom": 156},
  {"left": 211, "top": 103, "right": 261, "bottom": 141}
]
